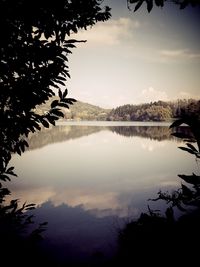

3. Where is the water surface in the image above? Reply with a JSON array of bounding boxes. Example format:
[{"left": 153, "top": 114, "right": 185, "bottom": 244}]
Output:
[{"left": 9, "top": 122, "right": 197, "bottom": 264}]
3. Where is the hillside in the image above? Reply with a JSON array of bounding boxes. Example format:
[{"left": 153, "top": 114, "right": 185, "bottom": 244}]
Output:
[
  {"left": 65, "top": 101, "right": 110, "bottom": 121},
  {"left": 35, "top": 97, "right": 111, "bottom": 121},
  {"left": 35, "top": 97, "right": 200, "bottom": 122}
]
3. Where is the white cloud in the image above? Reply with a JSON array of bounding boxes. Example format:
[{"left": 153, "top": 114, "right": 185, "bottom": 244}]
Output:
[
  {"left": 73, "top": 17, "right": 140, "bottom": 46},
  {"left": 159, "top": 49, "right": 200, "bottom": 60},
  {"left": 136, "top": 87, "right": 169, "bottom": 103}
]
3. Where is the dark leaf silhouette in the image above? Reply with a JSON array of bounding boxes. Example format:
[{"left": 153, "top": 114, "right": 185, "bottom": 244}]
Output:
[
  {"left": 51, "top": 100, "right": 59, "bottom": 108},
  {"left": 178, "top": 146, "right": 196, "bottom": 155},
  {"left": 178, "top": 174, "right": 200, "bottom": 185},
  {"left": 134, "top": 0, "right": 144, "bottom": 11}
]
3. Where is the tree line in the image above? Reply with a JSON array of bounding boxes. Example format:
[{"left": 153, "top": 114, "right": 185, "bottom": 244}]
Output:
[{"left": 107, "top": 99, "right": 200, "bottom": 122}]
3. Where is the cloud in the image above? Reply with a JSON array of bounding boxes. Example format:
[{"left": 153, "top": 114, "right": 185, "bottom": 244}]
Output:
[
  {"left": 178, "top": 91, "right": 200, "bottom": 100},
  {"left": 136, "top": 87, "right": 169, "bottom": 103},
  {"left": 73, "top": 17, "right": 140, "bottom": 46},
  {"left": 159, "top": 49, "right": 200, "bottom": 60}
]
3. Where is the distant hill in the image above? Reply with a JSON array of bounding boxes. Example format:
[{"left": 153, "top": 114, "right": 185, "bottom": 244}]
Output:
[
  {"left": 35, "top": 97, "right": 111, "bottom": 121},
  {"left": 35, "top": 97, "right": 200, "bottom": 122},
  {"left": 64, "top": 100, "right": 111, "bottom": 121}
]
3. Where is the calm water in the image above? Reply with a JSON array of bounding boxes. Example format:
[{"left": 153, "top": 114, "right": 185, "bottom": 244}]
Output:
[{"left": 9, "top": 121, "right": 198, "bottom": 264}]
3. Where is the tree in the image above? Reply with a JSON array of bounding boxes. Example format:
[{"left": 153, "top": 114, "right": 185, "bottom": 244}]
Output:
[
  {"left": 117, "top": 112, "right": 200, "bottom": 266},
  {"left": 0, "top": 0, "right": 111, "bottom": 181},
  {"left": 0, "top": 1, "right": 111, "bottom": 260},
  {"left": 127, "top": 0, "right": 199, "bottom": 12}
]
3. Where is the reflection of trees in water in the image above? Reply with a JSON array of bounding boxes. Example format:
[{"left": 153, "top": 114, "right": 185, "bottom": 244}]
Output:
[
  {"left": 27, "top": 125, "right": 103, "bottom": 150},
  {"left": 109, "top": 126, "right": 191, "bottom": 141},
  {"left": 109, "top": 126, "right": 172, "bottom": 141},
  {"left": 27, "top": 125, "right": 192, "bottom": 151}
]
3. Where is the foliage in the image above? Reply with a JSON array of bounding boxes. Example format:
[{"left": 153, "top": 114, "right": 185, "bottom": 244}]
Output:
[
  {"left": 0, "top": 1, "right": 111, "bottom": 262},
  {"left": 107, "top": 99, "right": 200, "bottom": 122},
  {"left": 127, "top": 0, "right": 200, "bottom": 12},
  {"left": 36, "top": 98, "right": 200, "bottom": 122},
  {"left": 0, "top": 0, "right": 111, "bottom": 177},
  {"left": 117, "top": 113, "right": 200, "bottom": 265}
]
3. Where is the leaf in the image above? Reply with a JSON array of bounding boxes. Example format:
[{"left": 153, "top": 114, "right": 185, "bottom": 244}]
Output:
[
  {"left": 58, "top": 89, "right": 62, "bottom": 99},
  {"left": 16, "top": 146, "right": 22, "bottom": 155},
  {"left": 129, "top": 0, "right": 140, "bottom": 3},
  {"left": 40, "top": 118, "right": 49, "bottom": 128},
  {"left": 23, "top": 140, "right": 29, "bottom": 147},
  {"left": 57, "top": 76, "right": 66, "bottom": 81},
  {"left": 20, "top": 143, "right": 25, "bottom": 153},
  {"left": 134, "top": 0, "right": 144, "bottom": 12},
  {"left": 65, "top": 98, "right": 77, "bottom": 104},
  {"left": 0, "top": 175, "right": 11, "bottom": 181},
  {"left": 186, "top": 143, "right": 198, "bottom": 152},
  {"left": 57, "top": 102, "right": 69, "bottom": 108},
  {"left": 51, "top": 109, "right": 64, "bottom": 117},
  {"left": 63, "top": 88, "right": 68, "bottom": 98},
  {"left": 171, "top": 132, "right": 194, "bottom": 140},
  {"left": 155, "top": 0, "right": 164, "bottom": 7},
  {"left": 170, "top": 119, "right": 185, "bottom": 129},
  {"left": 178, "top": 146, "right": 196, "bottom": 155},
  {"left": 33, "top": 122, "right": 41, "bottom": 131},
  {"left": 146, "top": 0, "right": 153, "bottom": 12},
  {"left": 56, "top": 80, "right": 65, "bottom": 86},
  {"left": 181, "top": 184, "right": 192, "bottom": 197},
  {"left": 178, "top": 174, "right": 200, "bottom": 185},
  {"left": 51, "top": 100, "right": 59, "bottom": 108},
  {"left": 7, "top": 166, "right": 14, "bottom": 172}
]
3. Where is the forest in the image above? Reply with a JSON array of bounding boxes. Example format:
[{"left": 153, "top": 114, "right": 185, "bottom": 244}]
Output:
[
  {"left": 36, "top": 98, "right": 200, "bottom": 121},
  {"left": 107, "top": 99, "right": 200, "bottom": 121}
]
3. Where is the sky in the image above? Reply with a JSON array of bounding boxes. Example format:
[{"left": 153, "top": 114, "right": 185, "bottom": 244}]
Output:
[{"left": 66, "top": 1, "right": 200, "bottom": 108}]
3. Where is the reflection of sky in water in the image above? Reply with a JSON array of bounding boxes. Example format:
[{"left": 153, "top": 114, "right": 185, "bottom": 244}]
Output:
[
  {"left": 9, "top": 125, "right": 198, "bottom": 218},
  {"left": 8, "top": 124, "right": 199, "bottom": 263}
]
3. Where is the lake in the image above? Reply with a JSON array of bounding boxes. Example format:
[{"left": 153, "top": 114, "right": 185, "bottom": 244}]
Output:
[{"left": 9, "top": 121, "right": 197, "bottom": 264}]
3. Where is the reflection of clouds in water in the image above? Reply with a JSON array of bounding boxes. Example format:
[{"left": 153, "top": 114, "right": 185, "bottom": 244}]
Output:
[
  {"left": 8, "top": 186, "right": 140, "bottom": 218},
  {"left": 141, "top": 140, "right": 166, "bottom": 152},
  {"left": 6, "top": 186, "right": 55, "bottom": 206},
  {"left": 51, "top": 189, "right": 118, "bottom": 210}
]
